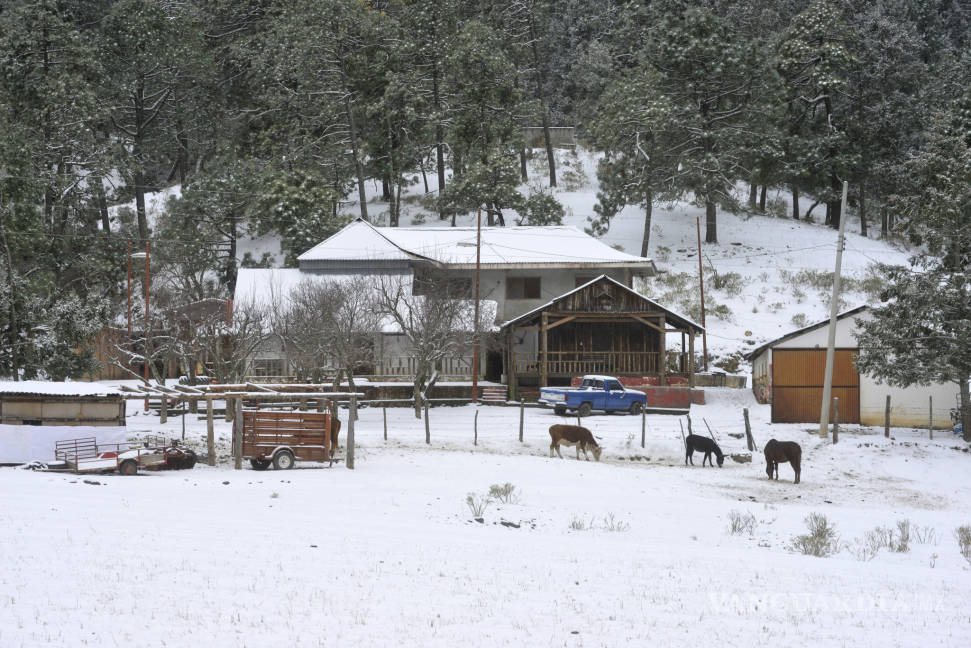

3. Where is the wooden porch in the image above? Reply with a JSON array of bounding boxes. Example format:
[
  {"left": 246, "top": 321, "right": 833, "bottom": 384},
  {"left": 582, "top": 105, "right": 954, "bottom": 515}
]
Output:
[{"left": 500, "top": 276, "right": 704, "bottom": 399}]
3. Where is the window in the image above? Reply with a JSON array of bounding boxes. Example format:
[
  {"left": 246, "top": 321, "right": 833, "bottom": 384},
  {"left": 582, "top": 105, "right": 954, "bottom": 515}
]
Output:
[
  {"left": 606, "top": 380, "right": 622, "bottom": 391},
  {"left": 575, "top": 275, "right": 597, "bottom": 288},
  {"left": 506, "top": 277, "right": 541, "bottom": 299},
  {"left": 413, "top": 273, "right": 472, "bottom": 297}
]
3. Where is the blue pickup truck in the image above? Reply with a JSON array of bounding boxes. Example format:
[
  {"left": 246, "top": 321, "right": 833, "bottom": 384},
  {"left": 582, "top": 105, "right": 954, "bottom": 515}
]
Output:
[{"left": 539, "top": 375, "right": 647, "bottom": 416}]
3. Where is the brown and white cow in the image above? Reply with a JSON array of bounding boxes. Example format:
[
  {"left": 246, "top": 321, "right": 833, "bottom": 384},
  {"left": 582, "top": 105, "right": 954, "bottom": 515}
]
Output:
[{"left": 549, "top": 424, "right": 602, "bottom": 461}]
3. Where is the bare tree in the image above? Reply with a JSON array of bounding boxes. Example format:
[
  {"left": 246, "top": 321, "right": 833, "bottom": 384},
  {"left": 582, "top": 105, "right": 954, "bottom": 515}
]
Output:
[
  {"left": 197, "top": 301, "right": 272, "bottom": 384},
  {"left": 275, "top": 278, "right": 382, "bottom": 387},
  {"left": 376, "top": 273, "right": 480, "bottom": 418}
]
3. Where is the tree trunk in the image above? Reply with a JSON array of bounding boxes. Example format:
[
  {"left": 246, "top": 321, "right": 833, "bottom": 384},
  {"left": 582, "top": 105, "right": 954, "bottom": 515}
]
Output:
[
  {"left": 413, "top": 378, "right": 422, "bottom": 419},
  {"left": 433, "top": 63, "right": 446, "bottom": 222},
  {"left": 419, "top": 158, "right": 429, "bottom": 195},
  {"left": 520, "top": 149, "right": 528, "bottom": 182},
  {"left": 859, "top": 181, "right": 868, "bottom": 237},
  {"left": 961, "top": 377, "right": 970, "bottom": 443},
  {"left": 759, "top": 185, "right": 767, "bottom": 213},
  {"left": 881, "top": 204, "right": 888, "bottom": 238},
  {"left": 0, "top": 208, "right": 18, "bottom": 380},
  {"left": 226, "top": 212, "right": 238, "bottom": 294},
  {"left": 528, "top": 15, "right": 556, "bottom": 187},
  {"left": 640, "top": 193, "right": 653, "bottom": 258},
  {"left": 805, "top": 200, "right": 820, "bottom": 221},
  {"left": 791, "top": 185, "right": 799, "bottom": 220},
  {"left": 343, "top": 90, "right": 369, "bottom": 222},
  {"left": 381, "top": 177, "right": 391, "bottom": 202},
  {"left": 705, "top": 199, "right": 717, "bottom": 244},
  {"left": 748, "top": 180, "right": 757, "bottom": 209}
]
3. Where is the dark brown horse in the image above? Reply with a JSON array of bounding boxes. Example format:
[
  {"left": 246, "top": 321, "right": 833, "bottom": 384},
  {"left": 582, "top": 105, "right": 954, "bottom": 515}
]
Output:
[{"left": 764, "top": 439, "right": 801, "bottom": 484}]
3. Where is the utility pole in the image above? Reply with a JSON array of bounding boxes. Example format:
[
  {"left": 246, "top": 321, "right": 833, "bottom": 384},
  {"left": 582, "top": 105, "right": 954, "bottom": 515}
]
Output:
[
  {"left": 819, "top": 181, "right": 849, "bottom": 437},
  {"left": 471, "top": 207, "right": 482, "bottom": 404},
  {"left": 696, "top": 216, "right": 708, "bottom": 371},
  {"left": 144, "top": 242, "right": 151, "bottom": 412}
]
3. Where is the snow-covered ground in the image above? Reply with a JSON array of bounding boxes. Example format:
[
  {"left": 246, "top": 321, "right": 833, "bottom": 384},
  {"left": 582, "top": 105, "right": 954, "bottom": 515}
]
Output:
[{"left": 3, "top": 388, "right": 970, "bottom": 647}]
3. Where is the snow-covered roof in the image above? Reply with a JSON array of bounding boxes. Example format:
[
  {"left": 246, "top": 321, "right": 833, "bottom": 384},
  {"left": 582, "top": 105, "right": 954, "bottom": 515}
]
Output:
[
  {"left": 500, "top": 274, "right": 704, "bottom": 332},
  {"left": 0, "top": 381, "right": 122, "bottom": 398},
  {"left": 298, "top": 219, "right": 656, "bottom": 270},
  {"left": 746, "top": 305, "right": 869, "bottom": 360},
  {"left": 233, "top": 269, "right": 497, "bottom": 333}
]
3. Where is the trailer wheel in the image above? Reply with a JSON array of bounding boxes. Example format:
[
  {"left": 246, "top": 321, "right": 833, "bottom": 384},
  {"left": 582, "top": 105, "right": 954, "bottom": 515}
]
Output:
[
  {"left": 250, "top": 458, "right": 271, "bottom": 471},
  {"left": 577, "top": 402, "right": 593, "bottom": 417},
  {"left": 119, "top": 460, "right": 138, "bottom": 476},
  {"left": 629, "top": 402, "right": 644, "bottom": 415},
  {"left": 272, "top": 449, "right": 295, "bottom": 470}
]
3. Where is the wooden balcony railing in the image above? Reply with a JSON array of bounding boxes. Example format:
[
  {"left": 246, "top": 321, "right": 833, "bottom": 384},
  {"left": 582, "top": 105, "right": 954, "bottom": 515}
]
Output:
[
  {"left": 379, "top": 355, "right": 475, "bottom": 377},
  {"left": 514, "top": 351, "right": 692, "bottom": 376}
]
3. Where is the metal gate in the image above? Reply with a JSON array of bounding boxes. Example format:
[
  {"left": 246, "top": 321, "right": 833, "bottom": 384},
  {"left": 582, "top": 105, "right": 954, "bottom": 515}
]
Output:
[{"left": 771, "top": 349, "right": 860, "bottom": 423}]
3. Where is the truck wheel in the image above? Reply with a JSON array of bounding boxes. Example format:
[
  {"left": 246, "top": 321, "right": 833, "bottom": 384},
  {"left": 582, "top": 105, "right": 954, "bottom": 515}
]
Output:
[
  {"left": 577, "top": 402, "right": 593, "bottom": 417},
  {"left": 250, "top": 458, "right": 271, "bottom": 471},
  {"left": 273, "top": 450, "right": 295, "bottom": 470},
  {"left": 553, "top": 405, "right": 567, "bottom": 416},
  {"left": 119, "top": 460, "right": 138, "bottom": 476},
  {"left": 629, "top": 402, "right": 644, "bottom": 415}
]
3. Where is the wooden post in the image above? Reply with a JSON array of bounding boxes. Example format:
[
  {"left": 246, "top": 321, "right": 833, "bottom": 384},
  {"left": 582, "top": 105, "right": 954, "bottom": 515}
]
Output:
[
  {"left": 519, "top": 399, "right": 525, "bottom": 442},
  {"left": 832, "top": 396, "right": 839, "bottom": 444},
  {"left": 474, "top": 408, "right": 479, "bottom": 446},
  {"left": 743, "top": 408, "right": 754, "bottom": 452},
  {"left": 929, "top": 395, "right": 933, "bottom": 440},
  {"left": 678, "top": 419, "right": 686, "bottom": 449},
  {"left": 641, "top": 407, "right": 646, "bottom": 448},
  {"left": 703, "top": 417, "right": 716, "bottom": 442},
  {"left": 688, "top": 332, "right": 695, "bottom": 388},
  {"left": 206, "top": 396, "right": 215, "bottom": 466},
  {"left": 383, "top": 405, "right": 388, "bottom": 441},
  {"left": 686, "top": 414, "right": 692, "bottom": 435},
  {"left": 347, "top": 396, "right": 356, "bottom": 469},
  {"left": 160, "top": 395, "right": 167, "bottom": 424},
  {"left": 659, "top": 315, "right": 666, "bottom": 386},
  {"left": 181, "top": 401, "right": 186, "bottom": 440},
  {"left": 233, "top": 398, "right": 243, "bottom": 470},
  {"left": 225, "top": 395, "right": 234, "bottom": 423},
  {"left": 884, "top": 395, "right": 891, "bottom": 438},
  {"left": 317, "top": 399, "right": 324, "bottom": 413},
  {"left": 540, "top": 312, "right": 549, "bottom": 388},
  {"left": 299, "top": 397, "right": 307, "bottom": 411},
  {"left": 507, "top": 328, "right": 518, "bottom": 402},
  {"left": 424, "top": 399, "right": 430, "bottom": 444}
]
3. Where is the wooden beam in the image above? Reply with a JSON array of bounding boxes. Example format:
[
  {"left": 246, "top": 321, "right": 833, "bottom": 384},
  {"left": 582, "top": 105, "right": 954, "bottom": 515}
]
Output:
[
  {"left": 545, "top": 314, "right": 578, "bottom": 331},
  {"left": 659, "top": 315, "right": 666, "bottom": 385},
  {"left": 540, "top": 312, "right": 549, "bottom": 388},
  {"left": 630, "top": 314, "right": 665, "bottom": 333},
  {"left": 688, "top": 332, "right": 695, "bottom": 388}
]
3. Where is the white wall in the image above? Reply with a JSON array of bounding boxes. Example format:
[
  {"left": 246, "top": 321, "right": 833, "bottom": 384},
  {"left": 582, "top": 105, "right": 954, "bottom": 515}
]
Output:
[{"left": 860, "top": 376, "right": 960, "bottom": 428}]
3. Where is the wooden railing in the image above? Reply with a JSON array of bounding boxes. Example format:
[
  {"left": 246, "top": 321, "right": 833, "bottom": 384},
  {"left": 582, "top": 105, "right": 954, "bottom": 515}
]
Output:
[
  {"left": 514, "top": 351, "right": 659, "bottom": 376},
  {"left": 379, "top": 355, "right": 475, "bottom": 378}
]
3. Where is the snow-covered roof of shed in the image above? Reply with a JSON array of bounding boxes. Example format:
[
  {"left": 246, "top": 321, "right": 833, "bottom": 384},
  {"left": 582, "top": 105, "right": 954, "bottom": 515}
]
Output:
[
  {"left": 746, "top": 305, "right": 869, "bottom": 360},
  {"left": 297, "top": 219, "right": 655, "bottom": 269},
  {"left": 0, "top": 381, "right": 122, "bottom": 397}
]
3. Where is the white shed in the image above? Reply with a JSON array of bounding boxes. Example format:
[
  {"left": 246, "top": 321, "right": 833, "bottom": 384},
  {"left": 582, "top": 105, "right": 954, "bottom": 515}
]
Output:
[{"left": 749, "top": 307, "right": 960, "bottom": 427}]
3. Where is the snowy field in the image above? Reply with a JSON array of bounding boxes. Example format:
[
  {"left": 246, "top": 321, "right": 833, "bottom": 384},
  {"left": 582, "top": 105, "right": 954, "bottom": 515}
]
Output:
[{"left": 3, "top": 388, "right": 971, "bottom": 647}]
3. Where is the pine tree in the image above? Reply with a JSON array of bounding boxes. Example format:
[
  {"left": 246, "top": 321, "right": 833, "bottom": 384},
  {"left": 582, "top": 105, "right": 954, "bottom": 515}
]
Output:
[{"left": 855, "top": 106, "right": 971, "bottom": 440}]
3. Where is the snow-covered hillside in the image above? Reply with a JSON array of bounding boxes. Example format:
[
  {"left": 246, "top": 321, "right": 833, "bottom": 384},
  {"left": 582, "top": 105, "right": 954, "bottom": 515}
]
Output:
[{"left": 122, "top": 148, "right": 909, "bottom": 368}]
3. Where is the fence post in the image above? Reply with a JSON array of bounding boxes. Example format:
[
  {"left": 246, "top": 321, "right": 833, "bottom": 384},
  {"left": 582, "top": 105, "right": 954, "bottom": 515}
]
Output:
[
  {"left": 929, "top": 395, "right": 933, "bottom": 440},
  {"left": 686, "top": 414, "right": 693, "bottom": 435},
  {"left": 424, "top": 399, "right": 430, "bottom": 444},
  {"left": 832, "top": 397, "right": 839, "bottom": 445},
  {"left": 519, "top": 399, "right": 524, "bottom": 443},
  {"left": 347, "top": 396, "right": 356, "bottom": 469},
  {"left": 884, "top": 395, "right": 891, "bottom": 438},
  {"left": 225, "top": 395, "right": 234, "bottom": 423},
  {"left": 160, "top": 395, "right": 167, "bottom": 424},
  {"left": 383, "top": 405, "right": 387, "bottom": 441},
  {"left": 206, "top": 396, "right": 215, "bottom": 466},
  {"left": 233, "top": 398, "right": 243, "bottom": 470},
  {"left": 743, "top": 408, "right": 754, "bottom": 452},
  {"left": 474, "top": 408, "right": 479, "bottom": 446},
  {"left": 641, "top": 407, "right": 646, "bottom": 449}
]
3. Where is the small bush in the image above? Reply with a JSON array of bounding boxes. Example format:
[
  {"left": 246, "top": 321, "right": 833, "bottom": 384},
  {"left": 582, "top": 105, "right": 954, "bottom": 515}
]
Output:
[
  {"left": 270, "top": 492, "right": 280, "bottom": 499},
  {"left": 601, "top": 513, "right": 630, "bottom": 532},
  {"left": 913, "top": 525, "right": 938, "bottom": 545},
  {"left": 893, "top": 519, "right": 912, "bottom": 553},
  {"left": 956, "top": 525, "right": 971, "bottom": 565},
  {"left": 791, "top": 513, "right": 839, "bottom": 557},
  {"left": 727, "top": 510, "right": 758, "bottom": 535},
  {"left": 488, "top": 483, "right": 520, "bottom": 504},
  {"left": 465, "top": 493, "right": 491, "bottom": 518},
  {"left": 570, "top": 515, "right": 594, "bottom": 531},
  {"left": 790, "top": 313, "right": 808, "bottom": 328}
]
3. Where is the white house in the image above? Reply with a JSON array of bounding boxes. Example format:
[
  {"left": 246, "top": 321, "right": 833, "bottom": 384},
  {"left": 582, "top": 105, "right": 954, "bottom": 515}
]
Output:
[
  {"left": 749, "top": 306, "right": 960, "bottom": 427},
  {"left": 234, "top": 219, "right": 663, "bottom": 382}
]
